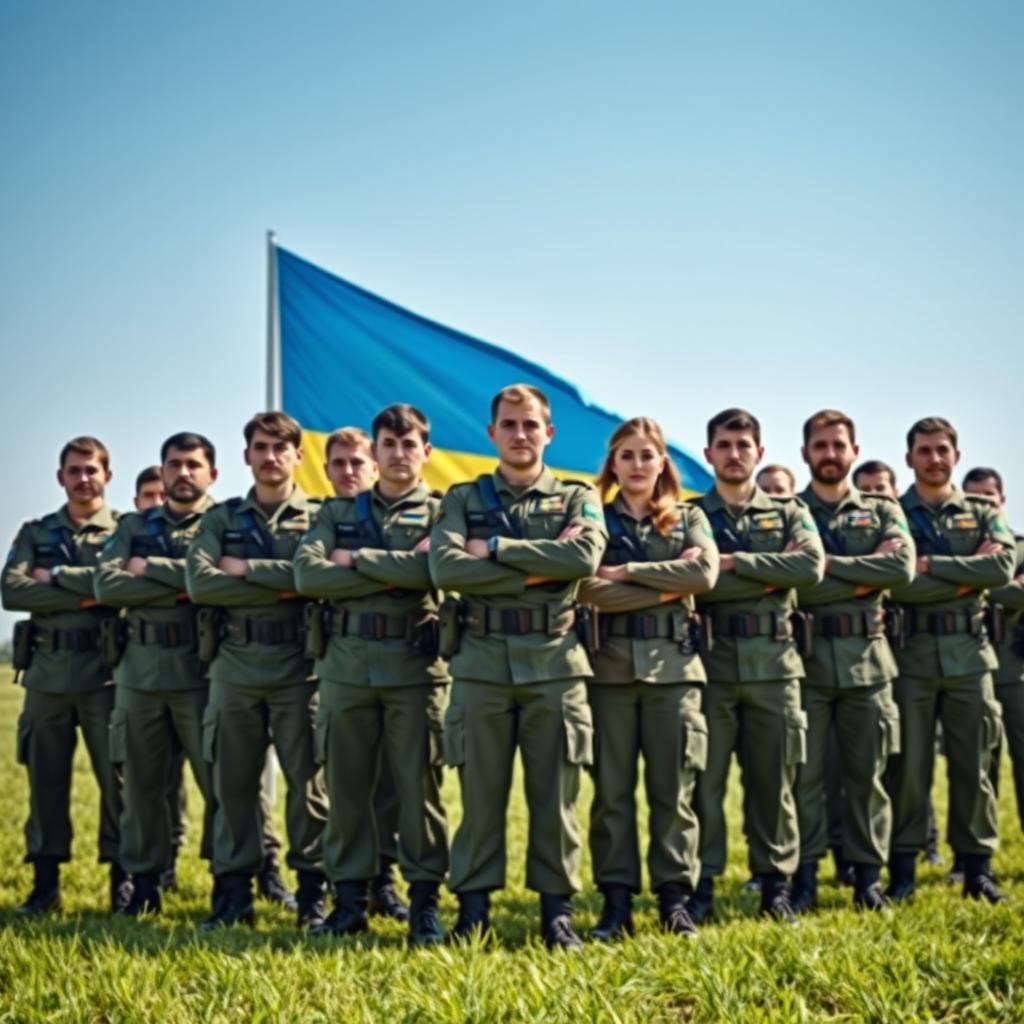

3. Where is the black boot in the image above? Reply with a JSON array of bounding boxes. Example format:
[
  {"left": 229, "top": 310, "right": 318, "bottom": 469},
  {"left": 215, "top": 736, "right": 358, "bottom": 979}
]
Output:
[
  {"left": 946, "top": 852, "right": 966, "bottom": 885},
  {"left": 789, "top": 861, "right": 818, "bottom": 914},
  {"left": 449, "top": 890, "right": 491, "bottom": 943},
  {"left": 110, "top": 863, "right": 134, "bottom": 914},
  {"left": 257, "top": 852, "right": 297, "bottom": 911},
  {"left": 17, "top": 857, "right": 61, "bottom": 916},
  {"left": 201, "top": 873, "right": 255, "bottom": 929},
  {"left": 589, "top": 884, "right": 634, "bottom": 942},
  {"left": 759, "top": 873, "right": 797, "bottom": 925},
  {"left": 852, "top": 864, "right": 887, "bottom": 911},
  {"left": 656, "top": 882, "right": 698, "bottom": 938},
  {"left": 408, "top": 882, "right": 445, "bottom": 947},
  {"left": 367, "top": 859, "right": 409, "bottom": 921},
  {"left": 922, "top": 836, "right": 942, "bottom": 866},
  {"left": 160, "top": 850, "right": 179, "bottom": 893},
  {"left": 311, "top": 881, "right": 370, "bottom": 937},
  {"left": 540, "top": 893, "right": 583, "bottom": 950},
  {"left": 962, "top": 854, "right": 1004, "bottom": 904},
  {"left": 687, "top": 876, "right": 715, "bottom": 925},
  {"left": 885, "top": 851, "right": 916, "bottom": 904},
  {"left": 123, "top": 872, "right": 162, "bottom": 917},
  {"left": 830, "top": 846, "right": 856, "bottom": 887},
  {"left": 296, "top": 870, "right": 328, "bottom": 929}
]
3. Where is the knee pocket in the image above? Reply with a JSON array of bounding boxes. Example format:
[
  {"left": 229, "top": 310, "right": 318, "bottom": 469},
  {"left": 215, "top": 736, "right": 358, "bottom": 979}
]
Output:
[
  {"left": 784, "top": 707, "right": 808, "bottom": 767},
  {"left": 15, "top": 711, "right": 31, "bottom": 765},
  {"left": 563, "top": 702, "right": 594, "bottom": 767},
  {"left": 682, "top": 709, "right": 708, "bottom": 772},
  {"left": 313, "top": 706, "right": 329, "bottom": 767},
  {"left": 442, "top": 704, "right": 465, "bottom": 768},
  {"left": 201, "top": 704, "right": 219, "bottom": 763},
  {"left": 108, "top": 706, "right": 128, "bottom": 766}
]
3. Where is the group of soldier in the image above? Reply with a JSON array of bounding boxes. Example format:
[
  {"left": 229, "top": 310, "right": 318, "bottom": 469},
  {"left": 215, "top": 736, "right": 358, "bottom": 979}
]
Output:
[{"left": 3, "top": 383, "right": 1021, "bottom": 949}]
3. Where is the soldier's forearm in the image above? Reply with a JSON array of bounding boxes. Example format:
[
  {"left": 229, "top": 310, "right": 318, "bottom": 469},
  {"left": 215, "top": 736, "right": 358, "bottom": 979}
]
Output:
[
  {"left": 244, "top": 559, "right": 297, "bottom": 591},
  {"left": 492, "top": 536, "right": 602, "bottom": 580},
  {"left": 928, "top": 550, "right": 1015, "bottom": 590},
  {"left": 827, "top": 552, "right": 914, "bottom": 589},
  {"left": 144, "top": 556, "right": 187, "bottom": 591},
  {"left": 355, "top": 549, "right": 432, "bottom": 590},
  {"left": 2, "top": 575, "right": 85, "bottom": 613},
  {"left": 626, "top": 556, "right": 718, "bottom": 596},
  {"left": 733, "top": 548, "right": 824, "bottom": 588},
  {"left": 578, "top": 578, "right": 667, "bottom": 612},
  {"left": 54, "top": 566, "right": 97, "bottom": 597}
]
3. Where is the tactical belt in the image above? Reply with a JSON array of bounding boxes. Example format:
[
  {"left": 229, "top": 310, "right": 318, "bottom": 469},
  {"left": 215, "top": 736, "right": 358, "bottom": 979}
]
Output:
[
  {"left": 32, "top": 626, "right": 101, "bottom": 653},
  {"left": 224, "top": 616, "right": 302, "bottom": 645},
  {"left": 711, "top": 611, "right": 792, "bottom": 641},
  {"left": 332, "top": 610, "right": 412, "bottom": 641},
  {"left": 907, "top": 609, "right": 985, "bottom": 637},
  {"left": 126, "top": 618, "right": 196, "bottom": 648},
  {"left": 813, "top": 610, "right": 885, "bottom": 640},
  {"left": 603, "top": 610, "right": 693, "bottom": 642},
  {"left": 464, "top": 603, "right": 575, "bottom": 637}
]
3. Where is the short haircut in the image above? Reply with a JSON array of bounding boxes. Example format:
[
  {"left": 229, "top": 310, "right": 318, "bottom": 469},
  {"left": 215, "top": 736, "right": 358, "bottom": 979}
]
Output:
[
  {"left": 490, "top": 383, "right": 552, "bottom": 424},
  {"left": 906, "top": 416, "right": 957, "bottom": 452},
  {"left": 325, "top": 426, "right": 373, "bottom": 459},
  {"left": 963, "top": 466, "right": 1003, "bottom": 496},
  {"left": 160, "top": 431, "right": 216, "bottom": 466},
  {"left": 706, "top": 408, "right": 760, "bottom": 447},
  {"left": 372, "top": 404, "right": 430, "bottom": 444},
  {"left": 243, "top": 411, "right": 302, "bottom": 447},
  {"left": 803, "top": 409, "right": 856, "bottom": 446},
  {"left": 757, "top": 464, "right": 796, "bottom": 490},
  {"left": 134, "top": 465, "right": 162, "bottom": 495},
  {"left": 853, "top": 460, "right": 897, "bottom": 488},
  {"left": 59, "top": 436, "right": 110, "bottom": 470}
]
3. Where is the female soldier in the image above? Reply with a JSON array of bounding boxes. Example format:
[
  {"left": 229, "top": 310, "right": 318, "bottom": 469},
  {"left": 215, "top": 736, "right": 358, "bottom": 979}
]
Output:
[{"left": 580, "top": 417, "right": 719, "bottom": 939}]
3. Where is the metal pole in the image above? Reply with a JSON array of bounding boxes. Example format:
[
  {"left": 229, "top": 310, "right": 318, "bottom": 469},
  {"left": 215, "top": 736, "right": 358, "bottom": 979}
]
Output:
[{"left": 265, "top": 229, "right": 280, "bottom": 410}]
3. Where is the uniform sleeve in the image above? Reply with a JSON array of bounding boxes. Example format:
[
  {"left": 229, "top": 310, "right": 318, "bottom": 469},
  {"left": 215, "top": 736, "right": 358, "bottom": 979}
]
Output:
[
  {"left": 492, "top": 485, "right": 607, "bottom": 580},
  {"left": 890, "top": 575, "right": 965, "bottom": 604},
  {"left": 354, "top": 548, "right": 432, "bottom": 591},
  {"left": 1, "top": 523, "right": 85, "bottom": 613},
  {"left": 699, "top": 573, "right": 779, "bottom": 604},
  {"left": 825, "top": 502, "right": 916, "bottom": 589},
  {"left": 623, "top": 506, "right": 720, "bottom": 596},
  {"left": 428, "top": 488, "right": 529, "bottom": 596},
  {"left": 244, "top": 558, "right": 299, "bottom": 592},
  {"left": 988, "top": 540, "right": 1024, "bottom": 610},
  {"left": 293, "top": 507, "right": 389, "bottom": 600},
  {"left": 577, "top": 576, "right": 669, "bottom": 612},
  {"left": 94, "top": 519, "right": 177, "bottom": 607},
  {"left": 927, "top": 506, "right": 1016, "bottom": 590},
  {"left": 52, "top": 564, "right": 99, "bottom": 598},
  {"left": 143, "top": 556, "right": 187, "bottom": 592},
  {"left": 733, "top": 503, "right": 825, "bottom": 589},
  {"left": 185, "top": 508, "right": 279, "bottom": 606}
]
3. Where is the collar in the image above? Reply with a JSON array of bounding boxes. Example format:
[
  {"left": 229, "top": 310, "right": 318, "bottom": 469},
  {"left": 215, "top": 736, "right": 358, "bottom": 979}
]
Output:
[
  {"left": 372, "top": 482, "right": 430, "bottom": 509},
  {"left": 239, "top": 484, "right": 309, "bottom": 518},
  {"left": 57, "top": 504, "right": 117, "bottom": 533},
  {"left": 703, "top": 483, "right": 777, "bottom": 514},
  {"left": 800, "top": 483, "right": 867, "bottom": 514},
  {"left": 155, "top": 495, "right": 216, "bottom": 524},
  {"left": 493, "top": 466, "right": 558, "bottom": 497},
  {"left": 902, "top": 484, "right": 967, "bottom": 514}
]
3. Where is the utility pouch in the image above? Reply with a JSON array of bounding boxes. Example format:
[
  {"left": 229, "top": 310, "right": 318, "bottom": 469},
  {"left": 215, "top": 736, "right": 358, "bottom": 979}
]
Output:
[
  {"left": 574, "top": 604, "right": 600, "bottom": 657},
  {"left": 303, "top": 602, "right": 329, "bottom": 660},
  {"left": 438, "top": 596, "right": 463, "bottom": 659},
  {"left": 196, "top": 607, "right": 225, "bottom": 665},
  {"left": 12, "top": 620, "right": 34, "bottom": 672},
  {"left": 99, "top": 616, "right": 127, "bottom": 669},
  {"left": 791, "top": 611, "right": 814, "bottom": 658},
  {"left": 984, "top": 603, "right": 1006, "bottom": 646},
  {"left": 689, "top": 614, "right": 712, "bottom": 655},
  {"left": 409, "top": 615, "right": 440, "bottom": 657},
  {"left": 884, "top": 605, "right": 906, "bottom": 649}
]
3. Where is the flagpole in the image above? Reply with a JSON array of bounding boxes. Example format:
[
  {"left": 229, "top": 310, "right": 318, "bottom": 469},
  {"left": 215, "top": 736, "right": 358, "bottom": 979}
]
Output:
[{"left": 265, "top": 229, "right": 281, "bottom": 410}]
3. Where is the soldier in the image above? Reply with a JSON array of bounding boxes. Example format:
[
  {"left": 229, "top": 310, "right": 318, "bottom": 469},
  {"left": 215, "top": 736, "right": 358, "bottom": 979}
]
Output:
[
  {"left": 579, "top": 417, "right": 718, "bottom": 940},
  {"left": 886, "top": 417, "right": 1014, "bottom": 903},
  {"left": 186, "top": 411, "right": 328, "bottom": 928},
  {"left": 789, "top": 411, "right": 912, "bottom": 912},
  {"left": 295, "top": 409, "right": 449, "bottom": 945},
  {"left": 95, "top": 433, "right": 219, "bottom": 915},
  {"left": 135, "top": 466, "right": 166, "bottom": 510},
  {"left": 853, "top": 461, "right": 898, "bottom": 499},
  {"left": 2, "top": 436, "right": 130, "bottom": 913},
  {"left": 756, "top": 464, "right": 797, "bottom": 498},
  {"left": 688, "top": 408, "right": 824, "bottom": 924},
  {"left": 429, "top": 383, "right": 606, "bottom": 949}
]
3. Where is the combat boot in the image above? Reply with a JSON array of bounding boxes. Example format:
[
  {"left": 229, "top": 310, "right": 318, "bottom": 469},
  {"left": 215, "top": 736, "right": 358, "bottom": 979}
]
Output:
[
  {"left": 852, "top": 864, "right": 888, "bottom": 911},
  {"left": 257, "top": 852, "right": 297, "bottom": 911},
  {"left": 759, "top": 873, "right": 797, "bottom": 925},
  {"left": 160, "top": 849, "right": 180, "bottom": 893},
  {"left": 311, "top": 880, "right": 370, "bottom": 937},
  {"left": 686, "top": 876, "right": 715, "bottom": 925},
  {"left": 16, "top": 857, "right": 61, "bottom": 916},
  {"left": 657, "top": 882, "right": 698, "bottom": 938},
  {"left": 110, "top": 863, "right": 134, "bottom": 914},
  {"left": 946, "top": 852, "right": 966, "bottom": 885},
  {"left": 123, "top": 872, "right": 162, "bottom": 917},
  {"left": 962, "top": 854, "right": 1004, "bottom": 904},
  {"left": 367, "top": 858, "right": 409, "bottom": 921},
  {"left": 830, "top": 846, "right": 855, "bottom": 887},
  {"left": 885, "top": 851, "right": 916, "bottom": 904},
  {"left": 449, "top": 890, "right": 491, "bottom": 943},
  {"left": 408, "top": 882, "right": 445, "bottom": 947},
  {"left": 201, "top": 873, "right": 255, "bottom": 929},
  {"left": 295, "top": 870, "right": 328, "bottom": 929},
  {"left": 589, "top": 884, "right": 634, "bottom": 942},
  {"left": 789, "top": 861, "right": 818, "bottom": 914},
  {"left": 540, "top": 893, "right": 583, "bottom": 951}
]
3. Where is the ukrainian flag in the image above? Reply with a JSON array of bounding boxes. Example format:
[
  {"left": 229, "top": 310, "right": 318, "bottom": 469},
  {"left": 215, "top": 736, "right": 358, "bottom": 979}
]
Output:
[{"left": 276, "top": 245, "right": 712, "bottom": 497}]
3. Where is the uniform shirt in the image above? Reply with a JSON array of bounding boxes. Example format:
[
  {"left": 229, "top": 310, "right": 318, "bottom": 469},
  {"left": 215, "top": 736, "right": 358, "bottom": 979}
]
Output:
[
  {"left": 94, "top": 498, "right": 213, "bottom": 692},
  {"left": 797, "top": 485, "right": 915, "bottom": 689},
  {"left": 294, "top": 483, "right": 449, "bottom": 687},
  {"left": 428, "top": 467, "right": 607, "bottom": 685},
  {"left": 185, "top": 485, "right": 317, "bottom": 686},
  {"left": 890, "top": 485, "right": 1015, "bottom": 679},
  {"left": 987, "top": 534, "right": 1024, "bottom": 686},
  {"left": 578, "top": 496, "right": 718, "bottom": 685},
  {"left": 2, "top": 504, "right": 118, "bottom": 694},
  {"left": 692, "top": 486, "right": 825, "bottom": 683}
]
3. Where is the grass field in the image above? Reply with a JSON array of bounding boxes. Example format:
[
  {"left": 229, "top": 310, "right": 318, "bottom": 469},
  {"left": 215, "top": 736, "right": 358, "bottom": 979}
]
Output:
[{"left": 0, "top": 667, "right": 1021, "bottom": 1023}]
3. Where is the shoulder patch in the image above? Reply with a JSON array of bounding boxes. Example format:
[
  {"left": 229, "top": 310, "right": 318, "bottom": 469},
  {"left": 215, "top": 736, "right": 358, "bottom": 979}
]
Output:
[{"left": 582, "top": 502, "right": 602, "bottom": 522}]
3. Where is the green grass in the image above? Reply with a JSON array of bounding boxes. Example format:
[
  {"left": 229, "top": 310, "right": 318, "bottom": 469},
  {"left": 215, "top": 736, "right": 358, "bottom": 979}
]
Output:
[{"left": 0, "top": 667, "right": 1021, "bottom": 1023}]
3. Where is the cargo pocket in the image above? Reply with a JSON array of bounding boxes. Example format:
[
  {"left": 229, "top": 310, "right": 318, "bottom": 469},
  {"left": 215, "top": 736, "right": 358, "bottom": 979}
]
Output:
[
  {"left": 982, "top": 702, "right": 1004, "bottom": 752},
  {"left": 442, "top": 704, "right": 466, "bottom": 767},
  {"left": 880, "top": 701, "right": 902, "bottom": 759},
  {"left": 563, "top": 703, "right": 594, "bottom": 767},
  {"left": 682, "top": 710, "right": 708, "bottom": 772},
  {"left": 784, "top": 708, "right": 808, "bottom": 767},
  {"left": 201, "top": 704, "right": 219, "bottom": 763},
  {"left": 313, "top": 706, "right": 330, "bottom": 767},
  {"left": 108, "top": 707, "right": 128, "bottom": 766},
  {"left": 15, "top": 711, "right": 31, "bottom": 765}
]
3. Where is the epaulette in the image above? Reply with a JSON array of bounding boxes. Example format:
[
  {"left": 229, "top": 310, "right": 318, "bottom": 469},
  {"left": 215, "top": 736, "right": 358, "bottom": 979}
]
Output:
[
  {"left": 862, "top": 492, "right": 898, "bottom": 504},
  {"left": 964, "top": 492, "right": 997, "bottom": 507},
  {"left": 560, "top": 477, "right": 599, "bottom": 492},
  {"left": 769, "top": 493, "right": 808, "bottom": 508}
]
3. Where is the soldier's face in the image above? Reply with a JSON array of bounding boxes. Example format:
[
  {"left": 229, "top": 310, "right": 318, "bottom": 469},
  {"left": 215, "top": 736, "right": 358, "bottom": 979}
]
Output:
[
  {"left": 134, "top": 482, "right": 166, "bottom": 510},
  {"left": 373, "top": 430, "right": 429, "bottom": 490},
  {"left": 326, "top": 443, "right": 376, "bottom": 497},
  {"left": 244, "top": 429, "right": 302, "bottom": 485},
  {"left": 756, "top": 470, "right": 793, "bottom": 497},
  {"left": 58, "top": 451, "right": 111, "bottom": 503},
  {"left": 612, "top": 434, "right": 665, "bottom": 497},
  {"left": 854, "top": 471, "right": 897, "bottom": 498},
  {"left": 803, "top": 424, "right": 859, "bottom": 485},
  {"left": 488, "top": 398, "right": 554, "bottom": 470},
  {"left": 964, "top": 476, "right": 1004, "bottom": 507},
  {"left": 163, "top": 446, "right": 217, "bottom": 503},
  {"left": 906, "top": 431, "right": 959, "bottom": 487},
  {"left": 705, "top": 428, "right": 763, "bottom": 485}
]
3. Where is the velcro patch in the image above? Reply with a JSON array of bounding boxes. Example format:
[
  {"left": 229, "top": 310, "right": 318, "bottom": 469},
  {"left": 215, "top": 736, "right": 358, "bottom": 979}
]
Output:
[
  {"left": 532, "top": 497, "right": 566, "bottom": 515},
  {"left": 751, "top": 512, "right": 784, "bottom": 531},
  {"left": 396, "top": 511, "right": 429, "bottom": 526},
  {"left": 582, "top": 503, "right": 602, "bottom": 522},
  {"left": 949, "top": 514, "right": 979, "bottom": 530},
  {"left": 846, "top": 510, "right": 875, "bottom": 528}
]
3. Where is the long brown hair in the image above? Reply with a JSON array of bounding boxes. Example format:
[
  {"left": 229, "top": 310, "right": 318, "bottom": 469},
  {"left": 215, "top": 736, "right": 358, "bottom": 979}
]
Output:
[{"left": 596, "top": 417, "right": 682, "bottom": 535}]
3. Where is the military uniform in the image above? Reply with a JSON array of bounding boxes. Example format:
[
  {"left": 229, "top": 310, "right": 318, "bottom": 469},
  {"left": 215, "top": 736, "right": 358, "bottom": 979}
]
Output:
[
  {"left": 2, "top": 507, "right": 122, "bottom": 877},
  {"left": 94, "top": 500, "right": 214, "bottom": 892},
  {"left": 428, "top": 469, "right": 606, "bottom": 908},
  {"left": 793, "top": 486, "right": 913, "bottom": 903},
  {"left": 691, "top": 486, "right": 824, "bottom": 907},
  {"left": 887, "top": 486, "right": 1014, "bottom": 893}
]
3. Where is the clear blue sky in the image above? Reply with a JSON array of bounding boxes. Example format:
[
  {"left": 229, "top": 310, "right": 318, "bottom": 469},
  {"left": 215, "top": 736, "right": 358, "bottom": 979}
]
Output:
[{"left": 1, "top": 1, "right": 1021, "bottom": 631}]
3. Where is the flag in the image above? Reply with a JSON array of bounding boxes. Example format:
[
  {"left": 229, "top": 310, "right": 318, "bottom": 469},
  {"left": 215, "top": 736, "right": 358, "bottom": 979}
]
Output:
[{"left": 276, "top": 245, "right": 713, "bottom": 497}]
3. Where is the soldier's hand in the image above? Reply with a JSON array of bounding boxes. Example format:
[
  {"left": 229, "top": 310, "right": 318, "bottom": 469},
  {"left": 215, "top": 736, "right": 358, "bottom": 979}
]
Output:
[
  {"left": 784, "top": 540, "right": 798, "bottom": 553},
  {"left": 975, "top": 540, "right": 1003, "bottom": 556},
  {"left": 854, "top": 585, "right": 875, "bottom": 597},
  {"left": 330, "top": 549, "right": 355, "bottom": 568},
  {"left": 597, "top": 564, "right": 628, "bottom": 581},
  {"left": 466, "top": 538, "right": 490, "bottom": 559},
  {"left": 679, "top": 547, "right": 702, "bottom": 561},
  {"left": 219, "top": 555, "right": 248, "bottom": 577},
  {"left": 916, "top": 556, "right": 931, "bottom": 574},
  {"left": 873, "top": 538, "right": 903, "bottom": 555},
  {"left": 126, "top": 556, "right": 148, "bottom": 576},
  {"left": 31, "top": 567, "right": 53, "bottom": 584},
  {"left": 414, "top": 536, "right": 431, "bottom": 553},
  {"left": 559, "top": 525, "right": 583, "bottom": 541},
  {"left": 719, "top": 554, "right": 736, "bottom": 572}
]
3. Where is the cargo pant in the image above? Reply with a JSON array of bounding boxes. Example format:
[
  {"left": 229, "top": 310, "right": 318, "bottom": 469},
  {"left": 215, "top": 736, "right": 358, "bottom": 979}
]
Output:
[{"left": 990, "top": 682, "right": 1024, "bottom": 832}]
